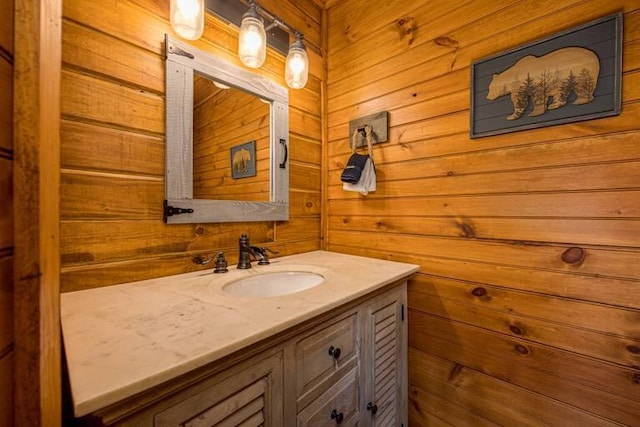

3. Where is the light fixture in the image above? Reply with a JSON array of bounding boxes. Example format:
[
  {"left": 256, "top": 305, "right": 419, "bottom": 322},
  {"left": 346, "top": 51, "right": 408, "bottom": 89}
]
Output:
[
  {"left": 170, "top": 0, "right": 205, "bottom": 41},
  {"left": 180, "top": 0, "right": 309, "bottom": 89},
  {"left": 285, "top": 32, "right": 309, "bottom": 89},
  {"left": 238, "top": 0, "right": 266, "bottom": 68}
]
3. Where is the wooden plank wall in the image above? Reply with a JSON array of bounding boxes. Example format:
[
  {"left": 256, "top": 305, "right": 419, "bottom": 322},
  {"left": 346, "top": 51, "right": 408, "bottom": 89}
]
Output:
[
  {"left": 192, "top": 77, "right": 271, "bottom": 201},
  {"left": 325, "top": 0, "right": 640, "bottom": 425},
  {"left": 60, "top": 0, "right": 324, "bottom": 292},
  {"left": 0, "top": 0, "right": 13, "bottom": 422}
]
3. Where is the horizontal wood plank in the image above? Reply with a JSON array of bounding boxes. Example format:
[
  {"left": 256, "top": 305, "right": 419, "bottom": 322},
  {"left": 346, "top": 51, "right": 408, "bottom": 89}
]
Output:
[
  {"left": 62, "top": 19, "right": 164, "bottom": 93},
  {"left": 409, "top": 348, "right": 620, "bottom": 427},
  {"left": 409, "top": 275, "right": 640, "bottom": 365},
  {"left": 409, "top": 311, "right": 640, "bottom": 425},
  {"left": 408, "top": 384, "right": 499, "bottom": 427},
  {"left": 290, "top": 163, "right": 322, "bottom": 192},
  {"left": 329, "top": 191, "right": 640, "bottom": 218},
  {"left": 60, "top": 172, "right": 163, "bottom": 220},
  {"left": 60, "top": 220, "right": 274, "bottom": 267},
  {"left": 329, "top": 103, "right": 640, "bottom": 167},
  {"left": 329, "top": 230, "right": 640, "bottom": 280},
  {"left": 328, "top": 1, "right": 637, "bottom": 98},
  {"left": 329, "top": 216, "right": 640, "bottom": 248},
  {"left": 289, "top": 191, "right": 322, "bottom": 216},
  {"left": 60, "top": 239, "right": 322, "bottom": 292},
  {"left": 329, "top": 130, "right": 640, "bottom": 185},
  {"left": 328, "top": 161, "right": 640, "bottom": 199},
  {"left": 61, "top": 120, "right": 164, "bottom": 176},
  {"left": 326, "top": 244, "right": 640, "bottom": 309},
  {"left": 61, "top": 69, "right": 164, "bottom": 134},
  {"left": 273, "top": 217, "right": 321, "bottom": 241}
]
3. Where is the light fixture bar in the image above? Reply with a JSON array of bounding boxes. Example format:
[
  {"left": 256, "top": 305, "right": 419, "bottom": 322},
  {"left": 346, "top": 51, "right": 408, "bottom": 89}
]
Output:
[{"left": 205, "top": 0, "right": 290, "bottom": 55}]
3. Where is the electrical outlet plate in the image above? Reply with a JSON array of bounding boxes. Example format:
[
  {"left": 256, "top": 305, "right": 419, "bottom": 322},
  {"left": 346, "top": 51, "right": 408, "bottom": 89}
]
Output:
[{"left": 348, "top": 111, "right": 389, "bottom": 149}]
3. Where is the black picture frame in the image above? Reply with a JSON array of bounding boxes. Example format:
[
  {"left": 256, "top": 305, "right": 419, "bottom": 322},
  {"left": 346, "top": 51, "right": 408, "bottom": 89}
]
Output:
[
  {"left": 230, "top": 140, "right": 257, "bottom": 179},
  {"left": 470, "top": 13, "right": 622, "bottom": 139}
]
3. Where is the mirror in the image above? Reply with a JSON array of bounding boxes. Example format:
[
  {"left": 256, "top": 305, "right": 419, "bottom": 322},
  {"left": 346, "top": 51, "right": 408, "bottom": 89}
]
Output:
[
  {"left": 192, "top": 73, "right": 270, "bottom": 202},
  {"left": 164, "top": 35, "right": 289, "bottom": 224}
]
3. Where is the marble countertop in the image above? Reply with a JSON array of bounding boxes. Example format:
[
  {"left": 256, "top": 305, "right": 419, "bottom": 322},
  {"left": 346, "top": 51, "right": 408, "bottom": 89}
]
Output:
[{"left": 61, "top": 250, "right": 419, "bottom": 417}]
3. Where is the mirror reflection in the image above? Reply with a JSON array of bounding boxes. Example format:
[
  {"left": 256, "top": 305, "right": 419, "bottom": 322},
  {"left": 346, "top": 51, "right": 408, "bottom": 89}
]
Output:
[{"left": 192, "top": 73, "right": 270, "bottom": 202}]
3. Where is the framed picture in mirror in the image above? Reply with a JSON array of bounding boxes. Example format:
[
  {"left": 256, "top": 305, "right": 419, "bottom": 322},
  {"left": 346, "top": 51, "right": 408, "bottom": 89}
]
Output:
[{"left": 230, "top": 140, "right": 257, "bottom": 179}]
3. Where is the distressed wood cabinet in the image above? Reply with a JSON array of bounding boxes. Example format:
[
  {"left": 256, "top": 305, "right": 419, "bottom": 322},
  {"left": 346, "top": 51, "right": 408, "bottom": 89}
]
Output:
[{"left": 86, "top": 282, "right": 407, "bottom": 427}]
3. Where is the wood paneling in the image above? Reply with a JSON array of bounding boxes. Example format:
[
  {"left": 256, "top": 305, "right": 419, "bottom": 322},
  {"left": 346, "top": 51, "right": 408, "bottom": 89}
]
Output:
[
  {"left": 0, "top": 58, "right": 11, "bottom": 153},
  {"left": 60, "top": 0, "right": 323, "bottom": 291},
  {"left": 0, "top": 159, "right": 11, "bottom": 250},
  {"left": 0, "top": 350, "right": 13, "bottom": 427},
  {"left": 193, "top": 81, "right": 270, "bottom": 201},
  {"left": 0, "top": 254, "right": 12, "bottom": 426},
  {"left": 13, "top": 0, "right": 61, "bottom": 425},
  {"left": 0, "top": 0, "right": 12, "bottom": 422},
  {"left": 326, "top": 1, "right": 640, "bottom": 425}
]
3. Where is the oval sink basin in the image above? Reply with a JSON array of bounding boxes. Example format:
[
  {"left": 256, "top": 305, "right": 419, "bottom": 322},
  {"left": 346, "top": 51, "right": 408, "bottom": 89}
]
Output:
[{"left": 223, "top": 271, "right": 324, "bottom": 298}]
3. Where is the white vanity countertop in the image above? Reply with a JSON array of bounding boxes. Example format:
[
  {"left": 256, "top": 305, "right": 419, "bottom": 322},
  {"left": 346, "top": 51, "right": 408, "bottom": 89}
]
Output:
[{"left": 61, "top": 250, "right": 419, "bottom": 417}]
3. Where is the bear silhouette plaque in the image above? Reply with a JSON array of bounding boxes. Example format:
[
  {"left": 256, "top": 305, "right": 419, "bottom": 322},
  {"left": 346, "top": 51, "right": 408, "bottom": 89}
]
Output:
[{"left": 470, "top": 13, "right": 622, "bottom": 139}]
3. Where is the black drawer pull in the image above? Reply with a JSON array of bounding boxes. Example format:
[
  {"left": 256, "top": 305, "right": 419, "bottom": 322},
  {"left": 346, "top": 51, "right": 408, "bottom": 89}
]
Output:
[
  {"left": 367, "top": 402, "right": 378, "bottom": 414},
  {"left": 328, "top": 346, "right": 341, "bottom": 359},
  {"left": 330, "top": 409, "right": 344, "bottom": 424}
]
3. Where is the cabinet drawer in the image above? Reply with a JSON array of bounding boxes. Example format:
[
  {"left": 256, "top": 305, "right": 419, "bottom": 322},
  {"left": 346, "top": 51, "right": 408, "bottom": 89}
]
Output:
[
  {"left": 295, "top": 313, "right": 358, "bottom": 399},
  {"left": 296, "top": 367, "right": 360, "bottom": 427}
]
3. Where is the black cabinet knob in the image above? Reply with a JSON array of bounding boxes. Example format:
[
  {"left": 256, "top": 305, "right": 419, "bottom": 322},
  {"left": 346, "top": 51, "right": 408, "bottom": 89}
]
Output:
[
  {"left": 328, "top": 346, "right": 341, "bottom": 359},
  {"left": 330, "top": 409, "right": 344, "bottom": 424},
  {"left": 367, "top": 402, "right": 378, "bottom": 414}
]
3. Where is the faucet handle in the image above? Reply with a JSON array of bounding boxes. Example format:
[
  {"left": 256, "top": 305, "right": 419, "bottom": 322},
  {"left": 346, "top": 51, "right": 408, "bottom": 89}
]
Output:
[
  {"left": 193, "top": 255, "right": 214, "bottom": 265},
  {"left": 250, "top": 246, "right": 279, "bottom": 265},
  {"left": 213, "top": 252, "right": 228, "bottom": 273}
]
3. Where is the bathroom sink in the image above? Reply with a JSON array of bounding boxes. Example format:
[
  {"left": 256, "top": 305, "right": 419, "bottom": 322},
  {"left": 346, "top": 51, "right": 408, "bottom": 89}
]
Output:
[{"left": 222, "top": 271, "right": 325, "bottom": 298}]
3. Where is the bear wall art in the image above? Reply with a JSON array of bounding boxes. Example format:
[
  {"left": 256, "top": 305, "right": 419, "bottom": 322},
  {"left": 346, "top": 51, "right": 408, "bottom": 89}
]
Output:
[{"left": 470, "top": 13, "right": 621, "bottom": 138}]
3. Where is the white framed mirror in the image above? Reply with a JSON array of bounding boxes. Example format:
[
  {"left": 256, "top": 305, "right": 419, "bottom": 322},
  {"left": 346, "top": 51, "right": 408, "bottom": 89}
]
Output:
[{"left": 164, "top": 35, "right": 289, "bottom": 224}]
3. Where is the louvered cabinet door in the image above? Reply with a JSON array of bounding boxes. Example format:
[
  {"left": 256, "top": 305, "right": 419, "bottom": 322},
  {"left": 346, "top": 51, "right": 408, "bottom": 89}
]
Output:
[
  {"left": 154, "top": 352, "right": 284, "bottom": 427},
  {"left": 361, "top": 284, "right": 407, "bottom": 427}
]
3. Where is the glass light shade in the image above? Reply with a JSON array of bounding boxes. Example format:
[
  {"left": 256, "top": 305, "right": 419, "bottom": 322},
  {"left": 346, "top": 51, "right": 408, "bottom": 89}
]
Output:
[
  {"left": 285, "top": 44, "right": 308, "bottom": 89},
  {"left": 238, "top": 16, "right": 266, "bottom": 68},
  {"left": 170, "top": 0, "right": 204, "bottom": 40}
]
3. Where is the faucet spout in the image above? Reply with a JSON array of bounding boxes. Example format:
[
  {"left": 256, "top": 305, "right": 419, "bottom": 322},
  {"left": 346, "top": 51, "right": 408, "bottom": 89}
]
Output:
[{"left": 237, "top": 234, "right": 255, "bottom": 269}]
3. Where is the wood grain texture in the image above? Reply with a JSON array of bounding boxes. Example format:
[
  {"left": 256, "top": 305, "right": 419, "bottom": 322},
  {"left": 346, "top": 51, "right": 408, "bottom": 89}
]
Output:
[
  {"left": 0, "top": 159, "right": 11, "bottom": 250},
  {"left": 0, "top": 350, "right": 13, "bottom": 427},
  {"left": 0, "top": 58, "right": 11, "bottom": 153},
  {"left": 327, "top": 1, "right": 640, "bottom": 425},
  {"left": 0, "top": 255, "right": 11, "bottom": 354},
  {"left": 409, "top": 349, "right": 620, "bottom": 427},
  {"left": 13, "top": 0, "right": 61, "bottom": 425},
  {"left": 0, "top": 1, "right": 12, "bottom": 423}
]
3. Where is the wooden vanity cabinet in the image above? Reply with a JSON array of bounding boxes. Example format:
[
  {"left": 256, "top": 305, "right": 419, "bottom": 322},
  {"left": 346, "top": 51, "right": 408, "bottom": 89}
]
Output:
[
  {"left": 89, "top": 282, "right": 407, "bottom": 427},
  {"left": 361, "top": 286, "right": 407, "bottom": 427},
  {"left": 101, "top": 350, "right": 285, "bottom": 426}
]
